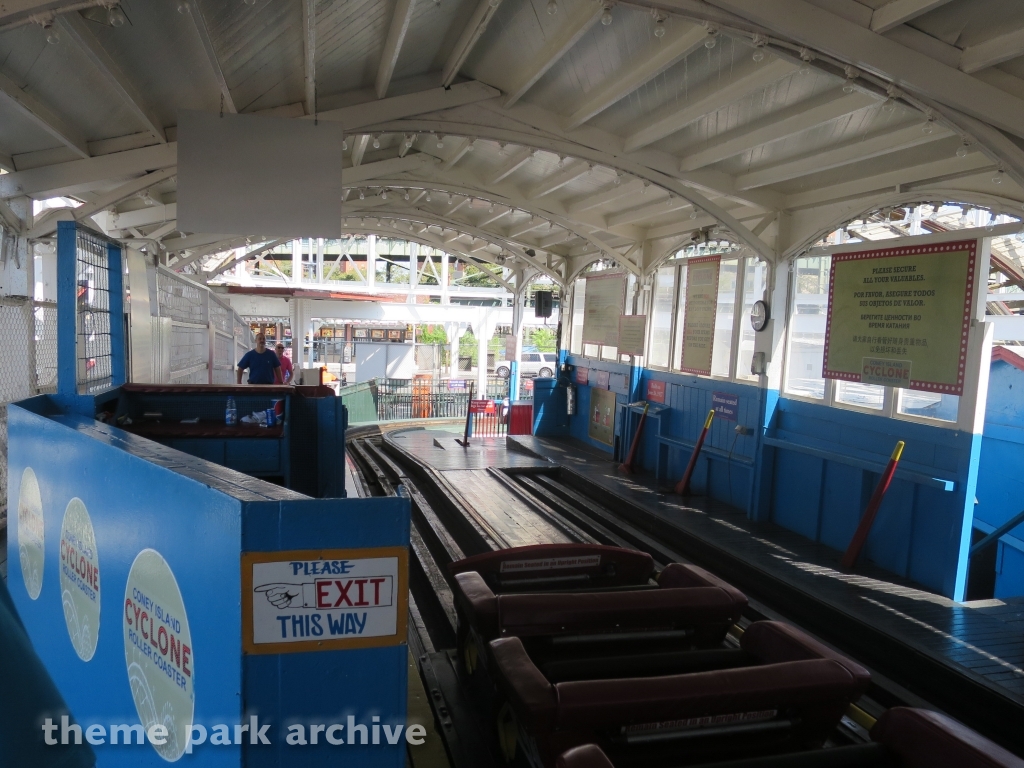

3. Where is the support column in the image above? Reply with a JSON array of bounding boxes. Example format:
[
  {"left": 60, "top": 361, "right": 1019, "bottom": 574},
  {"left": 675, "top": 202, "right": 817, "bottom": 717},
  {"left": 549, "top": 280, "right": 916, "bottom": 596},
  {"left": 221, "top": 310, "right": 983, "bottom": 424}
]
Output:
[
  {"left": 477, "top": 317, "right": 489, "bottom": 398},
  {"left": 316, "top": 237, "right": 325, "bottom": 283},
  {"left": 408, "top": 242, "right": 418, "bottom": 303},
  {"left": 447, "top": 322, "right": 466, "bottom": 379},
  {"left": 510, "top": 277, "right": 526, "bottom": 402},
  {"left": 290, "top": 298, "right": 306, "bottom": 370},
  {"left": 292, "top": 239, "right": 302, "bottom": 285},
  {"left": 441, "top": 252, "right": 449, "bottom": 305},
  {"left": 366, "top": 234, "right": 376, "bottom": 290}
]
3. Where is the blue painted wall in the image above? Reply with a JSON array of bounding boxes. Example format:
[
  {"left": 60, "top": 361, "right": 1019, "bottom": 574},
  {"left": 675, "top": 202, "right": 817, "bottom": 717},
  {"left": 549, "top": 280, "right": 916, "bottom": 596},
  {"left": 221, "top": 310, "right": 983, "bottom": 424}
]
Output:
[
  {"left": 7, "top": 397, "right": 410, "bottom": 767},
  {"left": 976, "top": 357, "right": 1024, "bottom": 598},
  {"left": 563, "top": 356, "right": 980, "bottom": 599}
]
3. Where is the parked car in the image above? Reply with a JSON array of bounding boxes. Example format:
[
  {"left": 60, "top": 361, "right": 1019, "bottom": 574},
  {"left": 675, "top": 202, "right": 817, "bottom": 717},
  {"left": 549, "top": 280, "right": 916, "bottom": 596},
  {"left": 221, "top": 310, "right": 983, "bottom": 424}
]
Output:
[{"left": 496, "top": 352, "right": 557, "bottom": 378}]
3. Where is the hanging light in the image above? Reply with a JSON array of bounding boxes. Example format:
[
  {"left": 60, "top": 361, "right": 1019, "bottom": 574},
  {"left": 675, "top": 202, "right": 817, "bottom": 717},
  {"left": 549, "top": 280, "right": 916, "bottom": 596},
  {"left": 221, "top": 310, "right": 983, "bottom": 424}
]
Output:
[
  {"left": 108, "top": 5, "right": 126, "bottom": 26},
  {"left": 44, "top": 23, "right": 60, "bottom": 44},
  {"left": 498, "top": 142, "right": 508, "bottom": 156},
  {"left": 425, "top": 191, "right": 432, "bottom": 202},
  {"left": 380, "top": 189, "right": 388, "bottom": 200},
  {"left": 447, "top": 193, "right": 454, "bottom": 204},
  {"left": 666, "top": 195, "right": 674, "bottom": 207},
  {"left": 600, "top": 5, "right": 613, "bottom": 25},
  {"left": 704, "top": 29, "right": 717, "bottom": 49},
  {"left": 798, "top": 48, "right": 813, "bottom": 74},
  {"left": 404, "top": 134, "right": 414, "bottom": 148},
  {"left": 243, "top": 0, "right": 256, "bottom": 5},
  {"left": 881, "top": 98, "right": 896, "bottom": 113},
  {"left": 752, "top": 47, "right": 764, "bottom": 62},
  {"left": 466, "top": 138, "right": 476, "bottom": 151},
  {"left": 993, "top": 169, "right": 1005, "bottom": 185},
  {"left": 557, "top": 155, "right": 566, "bottom": 168},
  {"left": 404, "top": 190, "right": 411, "bottom": 201},
  {"left": 342, "top": 138, "right": 348, "bottom": 150},
  {"left": 640, "top": 182, "right": 649, "bottom": 195},
  {"left": 488, "top": 202, "right": 495, "bottom": 213},
  {"left": 690, "top": 208, "right": 699, "bottom": 220},
  {"left": 613, "top": 172, "right": 622, "bottom": 186},
  {"left": 956, "top": 141, "right": 970, "bottom": 158},
  {"left": 654, "top": 17, "right": 665, "bottom": 38},
  {"left": 922, "top": 119, "right": 935, "bottom": 134},
  {"left": 372, "top": 134, "right": 381, "bottom": 149},
  {"left": 436, "top": 134, "right": 445, "bottom": 148},
  {"left": 358, "top": 189, "right": 365, "bottom": 200},
  {"left": 547, "top": 0, "right": 557, "bottom": 14},
  {"left": 177, "top": 0, "right": 189, "bottom": 13}
]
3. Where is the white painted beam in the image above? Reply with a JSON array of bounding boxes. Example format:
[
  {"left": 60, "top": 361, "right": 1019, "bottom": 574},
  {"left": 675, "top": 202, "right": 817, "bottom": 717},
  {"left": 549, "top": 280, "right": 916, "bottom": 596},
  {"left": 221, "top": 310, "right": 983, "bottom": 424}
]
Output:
[
  {"left": 27, "top": 166, "right": 176, "bottom": 239},
  {"left": 112, "top": 203, "right": 177, "bottom": 230},
  {"left": 172, "top": 236, "right": 253, "bottom": 271},
  {"left": 680, "top": 89, "right": 876, "bottom": 171},
  {"left": 302, "top": 0, "right": 316, "bottom": 115},
  {"left": 57, "top": 12, "right": 166, "bottom": 142},
  {"left": 442, "top": 0, "right": 504, "bottom": 86},
  {"left": 488, "top": 146, "right": 534, "bottom": 185},
  {"left": 376, "top": 0, "right": 416, "bottom": 99},
  {"left": 343, "top": 154, "right": 437, "bottom": 185},
  {"left": 703, "top": 0, "right": 1024, "bottom": 140},
  {"left": 186, "top": 1, "right": 235, "bottom": 113},
  {"left": 625, "top": 58, "right": 795, "bottom": 152},
  {"left": 527, "top": 159, "right": 589, "bottom": 199},
  {"left": 565, "top": 24, "right": 708, "bottom": 130},
  {"left": 0, "top": 146, "right": 14, "bottom": 173},
  {"left": 736, "top": 122, "right": 950, "bottom": 189},
  {"left": 605, "top": 196, "right": 691, "bottom": 227},
  {"left": 207, "top": 238, "right": 291, "bottom": 278},
  {"left": 441, "top": 136, "right": 474, "bottom": 171},
  {"left": 960, "top": 28, "right": 1024, "bottom": 74},
  {"left": 0, "top": 142, "right": 176, "bottom": 199},
  {"left": 508, "top": 217, "right": 548, "bottom": 238},
  {"left": 148, "top": 220, "right": 178, "bottom": 241},
  {"left": 784, "top": 151, "right": 992, "bottom": 208},
  {"left": 478, "top": 207, "right": 510, "bottom": 228},
  {"left": 315, "top": 80, "right": 500, "bottom": 128},
  {"left": 567, "top": 178, "right": 643, "bottom": 213},
  {"left": 350, "top": 134, "right": 370, "bottom": 167},
  {"left": 504, "top": 2, "right": 603, "bottom": 108},
  {"left": 0, "top": 69, "right": 89, "bottom": 158},
  {"left": 870, "top": 0, "right": 954, "bottom": 33}
]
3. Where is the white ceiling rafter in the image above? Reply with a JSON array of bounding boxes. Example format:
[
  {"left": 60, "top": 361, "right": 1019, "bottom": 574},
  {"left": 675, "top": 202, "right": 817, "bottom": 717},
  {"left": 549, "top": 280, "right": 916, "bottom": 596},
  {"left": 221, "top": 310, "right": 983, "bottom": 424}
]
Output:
[
  {"left": 679, "top": 89, "right": 877, "bottom": 172},
  {"left": 870, "top": 0, "right": 955, "bottom": 34},
  {"left": 960, "top": 29, "right": 1024, "bottom": 75},
  {"left": 624, "top": 57, "right": 796, "bottom": 153},
  {"left": 0, "top": 69, "right": 90, "bottom": 159},
  {"left": 206, "top": 238, "right": 291, "bottom": 278},
  {"left": 56, "top": 12, "right": 166, "bottom": 142},
  {"left": 185, "top": 0, "right": 235, "bottom": 113},
  {"left": 302, "top": 0, "right": 316, "bottom": 115},
  {"left": 488, "top": 146, "right": 535, "bottom": 185},
  {"left": 375, "top": 0, "right": 416, "bottom": 99},
  {"left": 442, "top": 0, "right": 504, "bottom": 87},
  {"left": 699, "top": 0, "right": 1024, "bottom": 141},
  {"left": 527, "top": 159, "right": 590, "bottom": 199},
  {"left": 503, "top": 1, "right": 604, "bottom": 108},
  {"left": 565, "top": 23, "right": 709, "bottom": 130}
]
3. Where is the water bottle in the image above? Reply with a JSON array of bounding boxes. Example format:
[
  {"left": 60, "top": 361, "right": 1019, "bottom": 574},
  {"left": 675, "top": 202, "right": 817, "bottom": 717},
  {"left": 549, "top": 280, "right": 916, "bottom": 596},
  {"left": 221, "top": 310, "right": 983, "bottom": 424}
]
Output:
[{"left": 226, "top": 396, "right": 237, "bottom": 425}]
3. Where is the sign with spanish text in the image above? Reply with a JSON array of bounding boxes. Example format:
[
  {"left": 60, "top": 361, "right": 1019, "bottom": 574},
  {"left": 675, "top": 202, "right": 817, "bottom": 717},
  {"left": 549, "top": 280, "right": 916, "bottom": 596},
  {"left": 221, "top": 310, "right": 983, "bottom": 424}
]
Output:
[
  {"left": 589, "top": 387, "right": 616, "bottom": 446},
  {"left": 646, "top": 379, "right": 666, "bottom": 404},
  {"left": 680, "top": 256, "right": 721, "bottom": 375},
  {"left": 618, "top": 315, "right": 648, "bottom": 356},
  {"left": 712, "top": 391, "right": 739, "bottom": 422},
  {"left": 242, "top": 548, "right": 408, "bottom": 655},
  {"left": 823, "top": 239, "right": 977, "bottom": 395},
  {"left": 582, "top": 272, "right": 626, "bottom": 346}
]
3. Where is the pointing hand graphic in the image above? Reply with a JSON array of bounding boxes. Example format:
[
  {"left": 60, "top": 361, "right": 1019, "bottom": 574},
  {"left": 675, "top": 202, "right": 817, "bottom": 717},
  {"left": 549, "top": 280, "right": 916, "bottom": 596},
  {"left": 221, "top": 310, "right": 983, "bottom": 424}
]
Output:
[{"left": 255, "top": 583, "right": 314, "bottom": 609}]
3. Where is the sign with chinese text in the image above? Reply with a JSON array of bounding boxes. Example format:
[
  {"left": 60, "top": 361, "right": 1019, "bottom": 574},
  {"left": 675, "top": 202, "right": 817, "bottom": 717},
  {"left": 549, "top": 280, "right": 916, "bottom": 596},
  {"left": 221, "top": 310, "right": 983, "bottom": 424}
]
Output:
[{"left": 823, "top": 240, "right": 977, "bottom": 395}]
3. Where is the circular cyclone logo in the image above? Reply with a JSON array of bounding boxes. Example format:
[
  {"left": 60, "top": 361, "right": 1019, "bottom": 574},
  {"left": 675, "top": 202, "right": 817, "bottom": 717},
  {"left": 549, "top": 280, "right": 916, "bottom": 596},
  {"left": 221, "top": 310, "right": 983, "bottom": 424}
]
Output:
[
  {"left": 18, "top": 466, "right": 45, "bottom": 600},
  {"left": 59, "top": 498, "right": 100, "bottom": 661},
  {"left": 123, "top": 549, "right": 195, "bottom": 761}
]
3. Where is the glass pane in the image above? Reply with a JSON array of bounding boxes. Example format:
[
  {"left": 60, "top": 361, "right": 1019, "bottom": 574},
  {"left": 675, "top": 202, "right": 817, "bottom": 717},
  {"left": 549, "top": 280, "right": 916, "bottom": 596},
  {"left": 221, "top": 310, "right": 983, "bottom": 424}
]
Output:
[
  {"left": 737, "top": 258, "right": 769, "bottom": 381},
  {"left": 583, "top": 343, "right": 600, "bottom": 357},
  {"left": 570, "top": 278, "right": 585, "bottom": 354},
  {"left": 601, "top": 345, "right": 618, "bottom": 360},
  {"left": 785, "top": 256, "right": 830, "bottom": 399},
  {"left": 835, "top": 380, "right": 884, "bottom": 410},
  {"left": 898, "top": 390, "right": 959, "bottom": 421},
  {"left": 671, "top": 263, "right": 687, "bottom": 371},
  {"left": 648, "top": 265, "right": 676, "bottom": 368},
  {"left": 623, "top": 273, "right": 637, "bottom": 315},
  {"left": 711, "top": 259, "right": 738, "bottom": 377}
]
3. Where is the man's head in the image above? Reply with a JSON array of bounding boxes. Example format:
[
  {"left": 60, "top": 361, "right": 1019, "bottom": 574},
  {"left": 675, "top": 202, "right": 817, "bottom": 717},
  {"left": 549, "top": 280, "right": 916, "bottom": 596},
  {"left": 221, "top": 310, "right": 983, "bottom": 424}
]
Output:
[
  {"left": 255, "top": 333, "right": 266, "bottom": 351},
  {"left": 275, "top": 343, "right": 285, "bottom": 357}
]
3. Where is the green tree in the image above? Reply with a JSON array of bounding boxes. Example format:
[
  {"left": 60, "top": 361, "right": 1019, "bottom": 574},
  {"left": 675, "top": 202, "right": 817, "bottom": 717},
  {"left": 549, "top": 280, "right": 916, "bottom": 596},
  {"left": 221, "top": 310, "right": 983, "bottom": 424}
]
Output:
[
  {"left": 528, "top": 327, "right": 557, "bottom": 352},
  {"left": 419, "top": 325, "right": 448, "bottom": 345}
]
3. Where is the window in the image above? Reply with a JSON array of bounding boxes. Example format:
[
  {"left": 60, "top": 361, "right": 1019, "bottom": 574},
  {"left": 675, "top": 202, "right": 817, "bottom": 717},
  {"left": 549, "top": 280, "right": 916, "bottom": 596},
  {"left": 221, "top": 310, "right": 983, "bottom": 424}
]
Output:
[
  {"left": 737, "top": 258, "right": 768, "bottom": 381},
  {"left": 711, "top": 258, "right": 739, "bottom": 377},
  {"left": 569, "top": 277, "right": 585, "bottom": 354},
  {"left": 671, "top": 263, "right": 688, "bottom": 371},
  {"left": 785, "top": 256, "right": 830, "bottom": 399},
  {"left": 648, "top": 265, "right": 676, "bottom": 368}
]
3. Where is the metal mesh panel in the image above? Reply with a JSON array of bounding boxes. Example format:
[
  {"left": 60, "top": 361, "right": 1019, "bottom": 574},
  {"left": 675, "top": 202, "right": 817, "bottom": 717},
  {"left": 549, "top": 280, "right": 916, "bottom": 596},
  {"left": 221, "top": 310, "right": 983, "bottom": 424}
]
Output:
[
  {"left": 76, "top": 229, "right": 113, "bottom": 393},
  {"left": 169, "top": 324, "right": 208, "bottom": 382},
  {"left": 156, "top": 269, "right": 204, "bottom": 324},
  {"left": 213, "top": 332, "right": 235, "bottom": 384},
  {"left": 0, "top": 301, "right": 33, "bottom": 404},
  {"left": 34, "top": 302, "right": 58, "bottom": 394},
  {"left": 208, "top": 297, "right": 231, "bottom": 335}
]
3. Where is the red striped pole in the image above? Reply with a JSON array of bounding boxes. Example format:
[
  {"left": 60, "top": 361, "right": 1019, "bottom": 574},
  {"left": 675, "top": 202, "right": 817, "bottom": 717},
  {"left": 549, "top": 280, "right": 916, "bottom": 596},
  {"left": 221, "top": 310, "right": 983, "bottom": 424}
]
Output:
[
  {"left": 618, "top": 402, "right": 650, "bottom": 474},
  {"left": 675, "top": 409, "right": 715, "bottom": 496},
  {"left": 840, "top": 440, "right": 905, "bottom": 571}
]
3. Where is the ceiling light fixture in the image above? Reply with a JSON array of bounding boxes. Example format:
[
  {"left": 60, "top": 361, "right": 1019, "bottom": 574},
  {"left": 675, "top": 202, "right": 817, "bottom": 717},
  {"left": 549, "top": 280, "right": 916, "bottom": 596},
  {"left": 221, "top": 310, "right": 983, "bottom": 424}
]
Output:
[
  {"left": 704, "top": 27, "right": 718, "bottom": 48},
  {"left": 372, "top": 134, "right": 382, "bottom": 149},
  {"left": 600, "top": 4, "right": 613, "bottom": 26},
  {"left": 798, "top": 49, "right": 813, "bottom": 74},
  {"left": 956, "top": 141, "right": 970, "bottom": 158},
  {"left": 358, "top": 189, "right": 365, "bottom": 200},
  {"left": 342, "top": 138, "right": 348, "bottom": 150},
  {"left": 108, "top": 5, "right": 126, "bottom": 26},
  {"left": 613, "top": 172, "right": 622, "bottom": 186},
  {"left": 436, "top": 134, "right": 445, "bottom": 148},
  {"left": 654, "top": 15, "right": 665, "bottom": 38},
  {"left": 547, "top": 0, "right": 557, "bottom": 14},
  {"left": 425, "top": 192, "right": 431, "bottom": 202},
  {"left": 751, "top": 34, "right": 766, "bottom": 63},
  {"left": 404, "top": 190, "right": 411, "bottom": 201},
  {"left": 177, "top": 1, "right": 189, "bottom": 13},
  {"left": 842, "top": 65, "right": 859, "bottom": 93},
  {"left": 381, "top": 189, "right": 388, "bottom": 200}
]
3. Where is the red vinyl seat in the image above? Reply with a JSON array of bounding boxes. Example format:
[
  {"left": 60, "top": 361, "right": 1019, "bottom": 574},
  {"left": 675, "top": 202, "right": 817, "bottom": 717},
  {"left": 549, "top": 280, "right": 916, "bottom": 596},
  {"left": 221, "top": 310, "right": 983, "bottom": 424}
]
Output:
[
  {"left": 454, "top": 562, "right": 746, "bottom": 646},
  {"left": 490, "top": 621, "right": 871, "bottom": 768}
]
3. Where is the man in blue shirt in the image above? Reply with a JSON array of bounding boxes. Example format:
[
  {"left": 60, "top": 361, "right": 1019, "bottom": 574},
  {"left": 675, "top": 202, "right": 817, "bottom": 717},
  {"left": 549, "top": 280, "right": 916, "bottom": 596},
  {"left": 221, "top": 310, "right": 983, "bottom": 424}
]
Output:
[{"left": 237, "top": 333, "right": 283, "bottom": 384}]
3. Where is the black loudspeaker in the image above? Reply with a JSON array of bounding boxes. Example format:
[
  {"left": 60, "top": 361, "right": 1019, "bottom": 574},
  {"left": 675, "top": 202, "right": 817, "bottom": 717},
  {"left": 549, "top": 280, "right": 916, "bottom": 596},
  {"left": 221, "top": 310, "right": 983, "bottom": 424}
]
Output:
[{"left": 535, "top": 290, "right": 553, "bottom": 318}]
